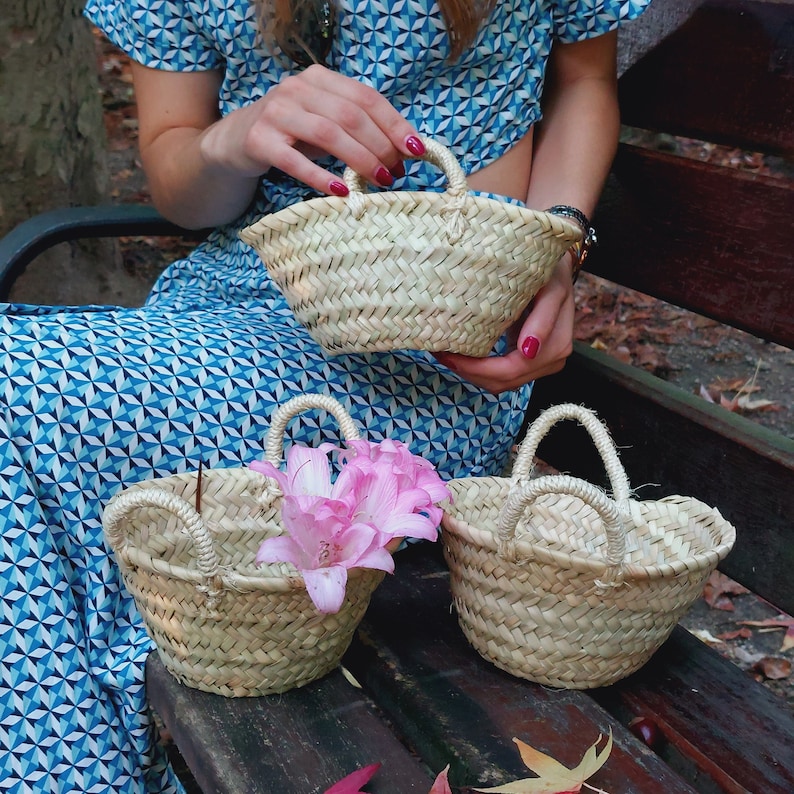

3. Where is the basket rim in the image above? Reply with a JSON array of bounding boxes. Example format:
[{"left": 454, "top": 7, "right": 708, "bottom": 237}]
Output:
[
  {"left": 239, "top": 190, "right": 583, "bottom": 242},
  {"left": 440, "top": 477, "right": 736, "bottom": 581},
  {"left": 105, "top": 466, "right": 388, "bottom": 592},
  {"left": 118, "top": 542, "right": 385, "bottom": 593}
]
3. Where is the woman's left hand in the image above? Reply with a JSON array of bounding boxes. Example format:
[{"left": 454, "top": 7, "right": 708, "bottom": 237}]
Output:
[{"left": 433, "top": 257, "right": 576, "bottom": 394}]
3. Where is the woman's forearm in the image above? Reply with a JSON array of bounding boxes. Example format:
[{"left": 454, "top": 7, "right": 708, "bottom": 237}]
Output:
[
  {"left": 525, "top": 33, "right": 621, "bottom": 218},
  {"left": 132, "top": 64, "right": 262, "bottom": 229},
  {"left": 132, "top": 62, "right": 423, "bottom": 230},
  {"left": 140, "top": 123, "right": 262, "bottom": 229}
]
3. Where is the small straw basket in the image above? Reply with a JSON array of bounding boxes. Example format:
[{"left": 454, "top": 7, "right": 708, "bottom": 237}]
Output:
[
  {"left": 102, "top": 393, "right": 384, "bottom": 697},
  {"left": 441, "top": 403, "right": 737, "bottom": 689},
  {"left": 239, "top": 136, "right": 581, "bottom": 357}
]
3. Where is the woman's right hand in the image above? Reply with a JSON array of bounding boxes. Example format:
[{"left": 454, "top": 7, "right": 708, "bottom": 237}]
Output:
[
  {"left": 132, "top": 62, "right": 422, "bottom": 228},
  {"left": 202, "top": 64, "right": 423, "bottom": 194}
]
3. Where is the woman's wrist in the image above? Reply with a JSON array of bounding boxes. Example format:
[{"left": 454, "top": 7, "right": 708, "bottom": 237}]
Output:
[{"left": 546, "top": 204, "right": 598, "bottom": 283}]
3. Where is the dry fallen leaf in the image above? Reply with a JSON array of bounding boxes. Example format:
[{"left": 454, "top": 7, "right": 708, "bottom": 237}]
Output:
[
  {"left": 702, "top": 360, "right": 778, "bottom": 414},
  {"left": 739, "top": 617, "right": 794, "bottom": 652},
  {"left": 473, "top": 731, "right": 613, "bottom": 794},
  {"left": 689, "top": 628, "right": 724, "bottom": 647},
  {"left": 429, "top": 765, "right": 453, "bottom": 794},
  {"left": 736, "top": 395, "right": 778, "bottom": 412},
  {"left": 752, "top": 656, "right": 792, "bottom": 681},
  {"left": 323, "top": 763, "right": 381, "bottom": 794},
  {"left": 716, "top": 628, "right": 753, "bottom": 641},
  {"left": 703, "top": 571, "right": 749, "bottom": 611}
]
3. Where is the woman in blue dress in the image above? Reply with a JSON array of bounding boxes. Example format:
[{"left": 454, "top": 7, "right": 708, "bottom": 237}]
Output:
[{"left": 0, "top": 0, "right": 650, "bottom": 790}]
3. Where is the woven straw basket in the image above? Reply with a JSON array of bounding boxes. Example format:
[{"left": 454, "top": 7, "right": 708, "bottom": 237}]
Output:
[
  {"left": 102, "top": 393, "right": 384, "bottom": 697},
  {"left": 239, "top": 136, "right": 581, "bottom": 357},
  {"left": 441, "top": 403, "right": 736, "bottom": 689}
]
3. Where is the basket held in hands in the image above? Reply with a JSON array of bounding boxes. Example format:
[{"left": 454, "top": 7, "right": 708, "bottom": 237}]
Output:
[
  {"left": 239, "top": 136, "right": 582, "bottom": 357},
  {"left": 441, "top": 403, "right": 736, "bottom": 689},
  {"left": 102, "top": 393, "right": 384, "bottom": 697}
]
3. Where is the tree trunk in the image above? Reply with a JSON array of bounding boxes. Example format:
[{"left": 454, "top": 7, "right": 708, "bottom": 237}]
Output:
[{"left": 0, "top": 0, "right": 149, "bottom": 306}]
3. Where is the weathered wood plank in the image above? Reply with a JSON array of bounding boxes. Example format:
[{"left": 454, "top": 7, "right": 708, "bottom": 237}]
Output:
[
  {"left": 589, "top": 145, "right": 794, "bottom": 349},
  {"left": 528, "top": 343, "right": 794, "bottom": 615},
  {"left": 146, "top": 658, "right": 433, "bottom": 793},
  {"left": 593, "top": 628, "right": 794, "bottom": 793},
  {"left": 617, "top": 0, "right": 794, "bottom": 156},
  {"left": 343, "top": 544, "right": 699, "bottom": 793}
]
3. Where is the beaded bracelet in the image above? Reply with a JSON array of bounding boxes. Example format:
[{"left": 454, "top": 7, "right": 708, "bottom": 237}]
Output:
[{"left": 546, "top": 205, "right": 598, "bottom": 283}]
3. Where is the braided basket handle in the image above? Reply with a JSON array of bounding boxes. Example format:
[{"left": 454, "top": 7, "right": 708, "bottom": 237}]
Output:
[
  {"left": 103, "top": 487, "right": 225, "bottom": 608},
  {"left": 497, "top": 474, "right": 627, "bottom": 588},
  {"left": 263, "top": 393, "right": 361, "bottom": 465},
  {"left": 511, "top": 403, "right": 631, "bottom": 508},
  {"left": 342, "top": 135, "right": 469, "bottom": 243}
]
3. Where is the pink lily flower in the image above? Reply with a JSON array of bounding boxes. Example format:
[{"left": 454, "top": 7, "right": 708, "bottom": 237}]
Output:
[
  {"left": 250, "top": 436, "right": 449, "bottom": 612},
  {"left": 339, "top": 439, "right": 451, "bottom": 536},
  {"left": 256, "top": 494, "right": 393, "bottom": 614},
  {"left": 334, "top": 466, "right": 441, "bottom": 543}
]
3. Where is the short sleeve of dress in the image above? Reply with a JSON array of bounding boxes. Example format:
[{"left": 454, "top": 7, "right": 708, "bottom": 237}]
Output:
[
  {"left": 550, "top": 0, "right": 653, "bottom": 42},
  {"left": 83, "top": 0, "right": 223, "bottom": 71}
]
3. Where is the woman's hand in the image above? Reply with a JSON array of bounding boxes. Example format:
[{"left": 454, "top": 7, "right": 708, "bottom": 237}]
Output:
[
  {"left": 132, "top": 63, "right": 422, "bottom": 228},
  {"left": 434, "top": 256, "right": 576, "bottom": 394},
  {"left": 202, "top": 64, "right": 422, "bottom": 194}
]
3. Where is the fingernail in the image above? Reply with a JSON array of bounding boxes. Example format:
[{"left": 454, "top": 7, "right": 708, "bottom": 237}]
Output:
[
  {"left": 329, "top": 180, "right": 349, "bottom": 197},
  {"left": 375, "top": 166, "right": 394, "bottom": 187},
  {"left": 521, "top": 336, "right": 541, "bottom": 359},
  {"left": 405, "top": 135, "right": 426, "bottom": 156},
  {"left": 389, "top": 160, "right": 406, "bottom": 179}
]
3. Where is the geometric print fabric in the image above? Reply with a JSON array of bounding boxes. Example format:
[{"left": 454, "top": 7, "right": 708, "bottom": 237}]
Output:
[
  {"left": 0, "top": 0, "right": 651, "bottom": 791},
  {"left": 0, "top": 299, "right": 525, "bottom": 793}
]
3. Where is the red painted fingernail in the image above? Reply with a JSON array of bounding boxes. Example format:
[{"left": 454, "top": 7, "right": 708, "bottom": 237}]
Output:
[
  {"left": 521, "top": 336, "right": 540, "bottom": 359},
  {"left": 389, "top": 160, "right": 406, "bottom": 179},
  {"left": 375, "top": 166, "right": 394, "bottom": 187},
  {"left": 405, "top": 135, "right": 425, "bottom": 156},
  {"left": 329, "top": 180, "right": 349, "bottom": 197}
]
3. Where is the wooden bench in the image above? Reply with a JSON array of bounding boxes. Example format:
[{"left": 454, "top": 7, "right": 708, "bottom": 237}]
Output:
[
  {"left": 2, "top": 1, "right": 793, "bottom": 791},
  {"left": 528, "top": 0, "right": 794, "bottom": 617}
]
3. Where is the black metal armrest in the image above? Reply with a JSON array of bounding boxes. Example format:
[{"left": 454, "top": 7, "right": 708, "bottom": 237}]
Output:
[{"left": 0, "top": 204, "right": 191, "bottom": 298}]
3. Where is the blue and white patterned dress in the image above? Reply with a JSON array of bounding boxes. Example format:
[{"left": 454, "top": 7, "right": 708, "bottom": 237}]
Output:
[{"left": 0, "top": 1, "right": 650, "bottom": 791}]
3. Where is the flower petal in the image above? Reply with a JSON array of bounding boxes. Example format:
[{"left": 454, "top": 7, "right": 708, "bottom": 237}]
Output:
[
  {"left": 255, "top": 535, "right": 306, "bottom": 568},
  {"left": 285, "top": 445, "right": 334, "bottom": 497},
  {"left": 303, "top": 565, "right": 348, "bottom": 613},
  {"left": 249, "top": 459, "right": 287, "bottom": 491},
  {"left": 351, "top": 544, "right": 395, "bottom": 574},
  {"left": 379, "top": 512, "right": 440, "bottom": 542},
  {"left": 332, "top": 523, "right": 384, "bottom": 568}
]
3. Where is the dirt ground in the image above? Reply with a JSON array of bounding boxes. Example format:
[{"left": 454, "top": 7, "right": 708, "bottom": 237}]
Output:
[{"left": 94, "top": 37, "right": 793, "bottom": 720}]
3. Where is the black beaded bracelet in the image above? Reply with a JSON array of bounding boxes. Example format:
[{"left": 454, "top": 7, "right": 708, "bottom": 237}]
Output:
[{"left": 546, "top": 205, "right": 598, "bottom": 283}]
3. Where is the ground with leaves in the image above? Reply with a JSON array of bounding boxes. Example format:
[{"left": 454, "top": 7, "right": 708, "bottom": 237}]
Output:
[{"left": 93, "top": 30, "right": 791, "bottom": 762}]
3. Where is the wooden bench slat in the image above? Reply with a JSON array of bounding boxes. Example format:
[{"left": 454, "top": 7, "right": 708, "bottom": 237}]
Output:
[
  {"left": 617, "top": 0, "right": 794, "bottom": 157},
  {"left": 528, "top": 342, "right": 794, "bottom": 615},
  {"left": 593, "top": 628, "right": 794, "bottom": 793},
  {"left": 146, "top": 660, "right": 433, "bottom": 793},
  {"left": 590, "top": 144, "right": 794, "bottom": 349},
  {"left": 343, "top": 545, "right": 700, "bottom": 793}
]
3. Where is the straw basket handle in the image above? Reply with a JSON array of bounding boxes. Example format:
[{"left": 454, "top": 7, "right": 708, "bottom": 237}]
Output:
[
  {"left": 342, "top": 135, "right": 469, "bottom": 243},
  {"left": 103, "top": 487, "right": 226, "bottom": 610},
  {"left": 497, "top": 474, "right": 627, "bottom": 588},
  {"left": 259, "top": 393, "right": 361, "bottom": 502},
  {"left": 263, "top": 393, "right": 360, "bottom": 463},
  {"left": 511, "top": 403, "right": 631, "bottom": 508}
]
